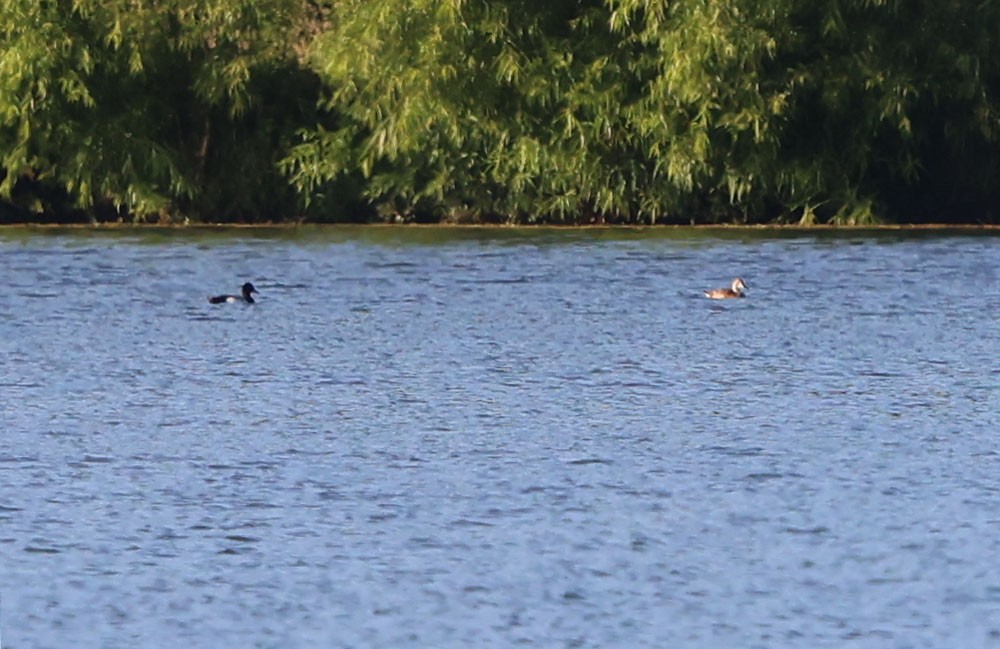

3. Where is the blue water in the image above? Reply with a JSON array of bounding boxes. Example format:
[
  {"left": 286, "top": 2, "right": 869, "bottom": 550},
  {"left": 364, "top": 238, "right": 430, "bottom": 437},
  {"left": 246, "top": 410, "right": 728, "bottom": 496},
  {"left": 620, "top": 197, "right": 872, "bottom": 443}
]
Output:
[{"left": 1, "top": 228, "right": 999, "bottom": 648}]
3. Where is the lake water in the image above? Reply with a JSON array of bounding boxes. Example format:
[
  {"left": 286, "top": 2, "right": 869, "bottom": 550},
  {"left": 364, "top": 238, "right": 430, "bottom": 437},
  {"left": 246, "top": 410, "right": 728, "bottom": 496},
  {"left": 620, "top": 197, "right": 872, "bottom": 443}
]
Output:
[{"left": 1, "top": 227, "right": 999, "bottom": 649}]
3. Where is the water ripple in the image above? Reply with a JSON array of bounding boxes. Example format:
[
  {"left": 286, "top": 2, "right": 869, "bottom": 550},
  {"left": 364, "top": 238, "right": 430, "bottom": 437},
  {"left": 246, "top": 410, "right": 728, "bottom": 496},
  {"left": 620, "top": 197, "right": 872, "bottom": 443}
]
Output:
[{"left": 1, "top": 232, "right": 999, "bottom": 648}]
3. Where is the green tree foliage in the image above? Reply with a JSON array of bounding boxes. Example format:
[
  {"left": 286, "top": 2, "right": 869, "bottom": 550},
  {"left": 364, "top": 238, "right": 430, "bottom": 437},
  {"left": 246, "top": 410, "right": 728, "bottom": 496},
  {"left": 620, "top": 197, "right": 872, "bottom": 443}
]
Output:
[
  {"left": 771, "top": 0, "right": 1000, "bottom": 223},
  {"left": 0, "top": 0, "right": 325, "bottom": 221},
  {"left": 286, "top": 0, "right": 1000, "bottom": 224},
  {"left": 2, "top": 0, "right": 998, "bottom": 223}
]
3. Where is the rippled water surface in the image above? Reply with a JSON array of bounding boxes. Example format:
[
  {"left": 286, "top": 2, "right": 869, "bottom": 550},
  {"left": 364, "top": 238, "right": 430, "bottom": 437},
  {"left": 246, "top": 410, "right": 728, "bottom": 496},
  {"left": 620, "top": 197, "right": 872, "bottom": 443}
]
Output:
[{"left": 2, "top": 227, "right": 999, "bottom": 648}]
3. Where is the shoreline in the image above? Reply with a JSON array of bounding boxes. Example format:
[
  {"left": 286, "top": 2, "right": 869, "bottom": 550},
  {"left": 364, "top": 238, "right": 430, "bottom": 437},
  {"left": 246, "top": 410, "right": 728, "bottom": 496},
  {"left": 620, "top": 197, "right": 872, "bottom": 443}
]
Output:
[{"left": 3, "top": 221, "right": 1000, "bottom": 232}]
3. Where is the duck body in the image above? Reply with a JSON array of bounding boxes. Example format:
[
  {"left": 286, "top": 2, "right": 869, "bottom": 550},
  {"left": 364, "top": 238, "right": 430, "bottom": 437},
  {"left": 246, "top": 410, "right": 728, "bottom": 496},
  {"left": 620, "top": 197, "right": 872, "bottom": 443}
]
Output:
[
  {"left": 209, "top": 282, "right": 259, "bottom": 304},
  {"left": 704, "top": 277, "right": 747, "bottom": 299}
]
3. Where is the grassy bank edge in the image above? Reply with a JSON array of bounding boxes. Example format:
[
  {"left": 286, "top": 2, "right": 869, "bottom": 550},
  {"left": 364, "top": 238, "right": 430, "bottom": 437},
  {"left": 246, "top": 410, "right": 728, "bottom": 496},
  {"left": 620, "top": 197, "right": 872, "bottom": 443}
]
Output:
[{"left": 4, "top": 222, "right": 1000, "bottom": 232}]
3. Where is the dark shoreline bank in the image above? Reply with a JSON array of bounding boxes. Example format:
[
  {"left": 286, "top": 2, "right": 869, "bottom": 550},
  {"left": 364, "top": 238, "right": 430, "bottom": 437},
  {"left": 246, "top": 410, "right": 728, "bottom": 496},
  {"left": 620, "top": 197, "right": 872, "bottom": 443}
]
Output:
[{"left": 4, "top": 222, "right": 1000, "bottom": 232}]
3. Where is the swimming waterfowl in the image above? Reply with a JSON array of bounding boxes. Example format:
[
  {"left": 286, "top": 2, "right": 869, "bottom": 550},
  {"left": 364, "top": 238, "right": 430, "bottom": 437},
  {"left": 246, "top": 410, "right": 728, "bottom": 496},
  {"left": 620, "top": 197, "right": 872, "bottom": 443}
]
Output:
[
  {"left": 704, "top": 278, "right": 747, "bottom": 299},
  {"left": 208, "top": 282, "right": 259, "bottom": 304}
]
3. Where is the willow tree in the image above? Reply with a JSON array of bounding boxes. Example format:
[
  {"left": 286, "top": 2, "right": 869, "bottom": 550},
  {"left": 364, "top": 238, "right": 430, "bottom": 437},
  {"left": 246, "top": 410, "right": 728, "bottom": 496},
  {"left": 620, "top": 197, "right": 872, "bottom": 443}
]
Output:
[
  {"left": 287, "top": 0, "right": 1000, "bottom": 224},
  {"left": 0, "top": 0, "right": 324, "bottom": 221},
  {"left": 768, "top": 0, "right": 1000, "bottom": 223},
  {"left": 285, "top": 0, "right": 732, "bottom": 223}
]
